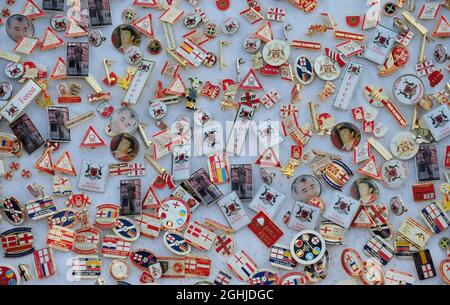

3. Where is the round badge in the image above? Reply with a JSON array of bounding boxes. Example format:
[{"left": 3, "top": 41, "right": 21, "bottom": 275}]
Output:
[
  {"left": 262, "top": 39, "right": 290, "bottom": 67},
  {"left": 433, "top": 44, "right": 449, "bottom": 63},
  {"left": 390, "top": 196, "right": 408, "bottom": 216},
  {"left": 5, "top": 63, "right": 24, "bottom": 79},
  {"left": 214, "top": 234, "right": 234, "bottom": 256},
  {"left": 279, "top": 272, "right": 310, "bottom": 285},
  {"left": 350, "top": 177, "right": 380, "bottom": 204},
  {"left": 1, "top": 196, "right": 26, "bottom": 225},
  {"left": 148, "top": 101, "right": 167, "bottom": 120},
  {"left": 314, "top": 54, "right": 341, "bottom": 81},
  {"left": 439, "top": 237, "right": 449, "bottom": 250},
  {"left": 5, "top": 14, "right": 34, "bottom": 42},
  {"left": 291, "top": 174, "right": 322, "bottom": 203},
  {"left": 158, "top": 197, "right": 191, "bottom": 231},
  {"left": 243, "top": 35, "right": 261, "bottom": 53},
  {"left": 341, "top": 248, "right": 363, "bottom": 277},
  {"left": 111, "top": 24, "right": 142, "bottom": 53},
  {"left": 361, "top": 260, "right": 384, "bottom": 285},
  {"left": 390, "top": 131, "right": 419, "bottom": 160},
  {"left": 216, "top": 0, "right": 230, "bottom": 10},
  {"left": 392, "top": 74, "right": 424, "bottom": 105},
  {"left": 163, "top": 231, "right": 191, "bottom": 256},
  {"left": 0, "top": 82, "right": 13, "bottom": 101},
  {"left": 184, "top": 11, "right": 201, "bottom": 29},
  {"left": 110, "top": 133, "right": 140, "bottom": 162},
  {"left": 222, "top": 17, "right": 240, "bottom": 35},
  {"left": 380, "top": 159, "right": 408, "bottom": 189},
  {"left": 0, "top": 264, "right": 20, "bottom": 285},
  {"left": 88, "top": 29, "right": 106, "bottom": 47},
  {"left": 129, "top": 249, "right": 157, "bottom": 270},
  {"left": 121, "top": 8, "right": 138, "bottom": 24},
  {"left": 290, "top": 230, "right": 326, "bottom": 265},
  {"left": 440, "top": 258, "right": 450, "bottom": 285},
  {"left": 124, "top": 46, "right": 144, "bottom": 65},
  {"left": 51, "top": 14, "right": 68, "bottom": 32},
  {"left": 109, "top": 108, "right": 139, "bottom": 136},
  {"left": 391, "top": 44, "right": 409, "bottom": 68},
  {"left": 193, "top": 108, "right": 212, "bottom": 126},
  {"left": 113, "top": 217, "right": 140, "bottom": 241},
  {"left": 203, "top": 22, "right": 220, "bottom": 39},
  {"left": 109, "top": 259, "right": 130, "bottom": 281},
  {"left": 202, "top": 52, "right": 217, "bottom": 67},
  {"left": 330, "top": 122, "right": 361, "bottom": 151},
  {"left": 383, "top": 2, "right": 396, "bottom": 16},
  {"left": 249, "top": 270, "right": 279, "bottom": 285},
  {"left": 147, "top": 38, "right": 163, "bottom": 55},
  {"left": 294, "top": 55, "right": 314, "bottom": 85}
]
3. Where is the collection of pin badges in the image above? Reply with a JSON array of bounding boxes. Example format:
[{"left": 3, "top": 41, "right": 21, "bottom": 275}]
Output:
[{"left": 0, "top": 0, "right": 449, "bottom": 286}]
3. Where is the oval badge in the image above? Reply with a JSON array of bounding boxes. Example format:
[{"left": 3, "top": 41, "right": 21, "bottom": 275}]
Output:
[
  {"left": 73, "top": 227, "right": 101, "bottom": 255},
  {"left": 113, "top": 217, "right": 140, "bottom": 241},
  {"left": 319, "top": 221, "right": 346, "bottom": 245},
  {"left": 0, "top": 227, "right": 34, "bottom": 258},
  {"left": 95, "top": 204, "right": 120, "bottom": 229},
  {"left": 294, "top": 55, "right": 314, "bottom": 85},
  {"left": 341, "top": 248, "right": 364, "bottom": 277},
  {"left": 439, "top": 257, "right": 450, "bottom": 285},
  {"left": 158, "top": 197, "right": 191, "bottom": 231},
  {"left": 248, "top": 270, "right": 279, "bottom": 285},
  {"left": 279, "top": 272, "right": 310, "bottom": 285},
  {"left": 361, "top": 259, "right": 385, "bottom": 285},
  {"left": 214, "top": 234, "right": 234, "bottom": 257},
  {"left": 290, "top": 230, "right": 326, "bottom": 265},
  {"left": 0, "top": 264, "right": 21, "bottom": 285},
  {"left": 163, "top": 231, "right": 191, "bottom": 256},
  {"left": 129, "top": 249, "right": 157, "bottom": 270},
  {"left": 1, "top": 196, "right": 26, "bottom": 225},
  {"left": 48, "top": 209, "right": 78, "bottom": 228}
]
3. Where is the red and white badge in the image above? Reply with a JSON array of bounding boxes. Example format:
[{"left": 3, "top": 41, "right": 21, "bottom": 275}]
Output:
[
  {"left": 33, "top": 248, "right": 56, "bottom": 279},
  {"left": 184, "top": 221, "right": 216, "bottom": 251},
  {"left": 101, "top": 235, "right": 131, "bottom": 258},
  {"left": 134, "top": 213, "right": 161, "bottom": 239},
  {"left": 46, "top": 225, "right": 75, "bottom": 252},
  {"left": 185, "top": 256, "right": 211, "bottom": 278},
  {"left": 247, "top": 210, "right": 284, "bottom": 247},
  {"left": 412, "top": 182, "right": 436, "bottom": 202},
  {"left": 214, "top": 234, "right": 234, "bottom": 257},
  {"left": 227, "top": 250, "right": 258, "bottom": 281}
]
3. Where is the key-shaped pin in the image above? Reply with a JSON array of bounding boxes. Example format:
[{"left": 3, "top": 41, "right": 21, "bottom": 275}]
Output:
[
  {"left": 137, "top": 123, "right": 152, "bottom": 149},
  {"left": 236, "top": 58, "right": 245, "bottom": 83},
  {"left": 364, "top": 85, "right": 408, "bottom": 127},
  {"left": 283, "top": 23, "right": 293, "bottom": 41},
  {"left": 219, "top": 40, "right": 231, "bottom": 70}
]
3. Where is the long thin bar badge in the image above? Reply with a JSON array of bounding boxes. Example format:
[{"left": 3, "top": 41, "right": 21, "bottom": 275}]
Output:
[{"left": 333, "top": 62, "right": 364, "bottom": 110}]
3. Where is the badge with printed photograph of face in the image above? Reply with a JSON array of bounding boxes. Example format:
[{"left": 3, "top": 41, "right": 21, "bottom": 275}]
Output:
[
  {"left": 111, "top": 24, "right": 142, "bottom": 53},
  {"left": 109, "top": 108, "right": 139, "bottom": 136},
  {"left": 110, "top": 133, "right": 139, "bottom": 162},
  {"left": 6, "top": 14, "right": 35, "bottom": 43},
  {"left": 330, "top": 122, "right": 361, "bottom": 151},
  {"left": 291, "top": 174, "right": 322, "bottom": 203},
  {"left": 350, "top": 177, "right": 380, "bottom": 204}
]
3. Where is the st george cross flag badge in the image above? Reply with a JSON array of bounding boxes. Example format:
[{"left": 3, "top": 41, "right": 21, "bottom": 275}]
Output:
[
  {"left": 363, "top": 235, "right": 394, "bottom": 265},
  {"left": 101, "top": 235, "right": 131, "bottom": 258},
  {"left": 420, "top": 201, "right": 450, "bottom": 233},
  {"left": 176, "top": 39, "right": 207, "bottom": 67},
  {"left": 1, "top": 227, "right": 34, "bottom": 257},
  {"left": 133, "top": 213, "right": 161, "bottom": 239},
  {"left": 269, "top": 243, "right": 297, "bottom": 270},
  {"left": 184, "top": 255, "right": 211, "bottom": 277},
  {"left": 214, "top": 270, "right": 232, "bottom": 285},
  {"left": 33, "top": 248, "right": 56, "bottom": 279},
  {"left": 227, "top": 250, "right": 258, "bottom": 281}
]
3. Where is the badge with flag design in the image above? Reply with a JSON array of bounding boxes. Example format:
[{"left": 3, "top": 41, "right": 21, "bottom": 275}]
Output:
[
  {"left": 184, "top": 256, "right": 211, "bottom": 277},
  {"left": 48, "top": 208, "right": 78, "bottom": 228},
  {"left": 227, "top": 250, "right": 258, "bottom": 281},
  {"left": 248, "top": 269, "right": 279, "bottom": 285},
  {"left": 109, "top": 163, "right": 129, "bottom": 176},
  {"left": 319, "top": 221, "right": 346, "bottom": 245},
  {"left": 101, "top": 235, "right": 131, "bottom": 258},
  {"left": 1, "top": 227, "right": 34, "bottom": 257},
  {"left": 46, "top": 225, "right": 75, "bottom": 252},
  {"left": 413, "top": 249, "right": 436, "bottom": 280},
  {"left": 214, "top": 234, "right": 234, "bottom": 257},
  {"left": 420, "top": 202, "right": 450, "bottom": 233},
  {"left": 207, "top": 152, "right": 230, "bottom": 184},
  {"left": 159, "top": 256, "right": 186, "bottom": 278},
  {"left": 25, "top": 196, "right": 57, "bottom": 220},
  {"left": 128, "top": 163, "right": 146, "bottom": 177},
  {"left": 269, "top": 243, "right": 297, "bottom": 270},
  {"left": 71, "top": 256, "right": 102, "bottom": 280},
  {"left": 95, "top": 204, "right": 120, "bottom": 229},
  {"left": 363, "top": 235, "right": 394, "bottom": 265},
  {"left": 129, "top": 249, "right": 157, "bottom": 270},
  {"left": 184, "top": 221, "right": 216, "bottom": 251},
  {"left": 176, "top": 39, "right": 207, "bottom": 67},
  {"left": 133, "top": 212, "right": 161, "bottom": 239},
  {"left": 214, "top": 270, "right": 232, "bottom": 285},
  {"left": 385, "top": 268, "right": 415, "bottom": 285},
  {"left": 33, "top": 248, "right": 56, "bottom": 279},
  {"left": 73, "top": 227, "right": 101, "bottom": 255},
  {"left": 133, "top": 0, "right": 158, "bottom": 7}
]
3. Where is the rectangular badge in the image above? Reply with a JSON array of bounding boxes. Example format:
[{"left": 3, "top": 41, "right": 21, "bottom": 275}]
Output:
[
  {"left": 217, "top": 191, "right": 250, "bottom": 232},
  {"left": 323, "top": 192, "right": 361, "bottom": 228},
  {"left": 364, "top": 25, "right": 398, "bottom": 65},
  {"left": 187, "top": 168, "right": 223, "bottom": 206},
  {"left": 287, "top": 201, "right": 321, "bottom": 231},
  {"left": 363, "top": 235, "right": 394, "bottom": 265},
  {"left": 78, "top": 160, "right": 108, "bottom": 193},
  {"left": 333, "top": 62, "right": 363, "bottom": 110},
  {"left": 247, "top": 210, "right": 284, "bottom": 247},
  {"left": 420, "top": 202, "right": 450, "bottom": 233},
  {"left": 412, "top": 182, "right": 436, "bottom": 202},
  {"left": 422, "top": 105, "right": 450, "bottom": 142},
  {"left": 122, "top": 60, "right": 155, "bottom": 105},
  {"left": 415, "top": 144, "right": 440, "bottom": 182},
  {"left": 398, "top": 217, "right": 433, "bottom": 249},
  {"left": 0, "top": 80, "right": 42, "bottom": 122},
  {"left": 171, "top": 145, "right": 191, "bottom": 181},
  {"left": 249, "top": 184, "right": 286, "bottom": 218},
  {"left": 230, "top": 164, "right": 253, "bottom": 201},
  {"left": 226, "top": 104, "right": 257, "bottom": 155}
]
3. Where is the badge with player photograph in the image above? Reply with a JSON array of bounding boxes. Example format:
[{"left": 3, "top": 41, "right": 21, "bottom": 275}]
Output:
[
  {"left": 230, "top": 164, "right": 253, "bottom": 201},
  {"left": 187, "top": 168, "right": 223, "bottom": 206},
  {"left": 48, "top": 106, "right": 71, "bottom": 142},
  {"left": 78, "top": 160, "right": 108, "bottom": 193},
  {"left": 119, "top": 179, "right": 142, "bottom": 216},
  {"left": 87, "top": 0, "right": 112, "bottom": 27},
  {"left": 66, "top": 42, "right": 90, "bottom": 77},
  {"left": 9, "top": 113, "right": 45, "bottom": 155},
  {"left": 42, "top": 0, "right": 65, "bottom": 11},
  {"left": 415, "top": 144, "right": 440, "bottom": 182}
]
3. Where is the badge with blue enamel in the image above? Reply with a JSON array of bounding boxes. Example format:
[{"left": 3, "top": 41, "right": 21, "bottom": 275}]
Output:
[
  {"left": 163, "top": 230, "right": 191, "bottom": 256},
  {"left": 112, "top": 216, "right": 140, "bottom": 241}
]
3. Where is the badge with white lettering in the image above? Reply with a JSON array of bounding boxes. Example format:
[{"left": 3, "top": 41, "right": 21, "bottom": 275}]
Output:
[
  {"left": 333, "top": 62, "right": 363, "bottom": 110},
  {"left": 0, "top": 80, "right": 42, "bottom": 123}
]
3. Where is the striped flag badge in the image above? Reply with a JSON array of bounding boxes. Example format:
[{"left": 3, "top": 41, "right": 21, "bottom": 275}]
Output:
[
  {"left": 1, "top": 227, "right": 34, "bottom": 257},
  {"left": 46, "top": 225, "right": 76, "bottom": 252},
  {"left": 94, "top": 204, "right": 120, "bottom": 229},
  {"left": 71, "top": 256, "right": 102, "bottom": 280},
  {"left": 269, "top": 243, "right": 297, "bottom": 270},
  {"left": 363, "top": 235, "right": 394, "bottom": 265},
  {"left": 33, "top": 248, "right": 56, "bottom": 279},
  {"left": 25, "top": 196, "right": 57, "bottom": 220},
  {"left": 101, "top": 235, "right": 131, "bottom": 258},
  {"left": 133, "top": 212, "right": 161, "bottom": 239},
  {"left": 184, "top": 256, "right": 211, "bottom": 277},
  {"left": 214, "top": 270, "right": 232, "bottom": 285},
  {"left": 420, "top": 202, "right": 450, "bottom": 233},
  {"left": 207, "top": 152, "right": 230, "bottom": 184},
  {"left": 176, "top": 39, "right": 207, "bottom": 67},
  {"left": 385, "top": 268, "right": 415, "bottom": 285}
]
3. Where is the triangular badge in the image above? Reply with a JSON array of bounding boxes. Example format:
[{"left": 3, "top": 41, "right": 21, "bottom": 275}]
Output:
[
  {"left": 133, "top": 0, "right": 159, "bottom": 8},
  {"left": 53, "top": 151, "right": 77, "bottom": 176},
  {"left": 50, "top": 57, "right": 67, "bottom": 80},
  {"left": 238, "top": 68, "right": 264, "bottom": 91},
  {"left": 41, "top": 27, "right": 65, "bottom": 51},
  {"left": 253, "top": 21, "right": 273, "bottom": 43},
  {"left": 432, "top": 15, "right": 450, "bottom": 37},
  {"left": 357, "top": 155, "right": 381, "bottom": 179},
  {"left": 65, "top": 18, "right": 88, "bottom": 38},
  {"left": 132, "top": 14, "right": 154, "bottom": 38},
  {"left": 22, "top": 0, "right": 46, "bottom": 19},
  {"left": 351, "top": 206, "right": 376, "bottom": 228},
  {"left": 255, "top": 147, "right": 281, "bottom": 168},
  {"left": 165, "top": 74, "right": 186, "bottom": 96},
  {"left": 34, "top": 149, "right": 54, "bottom": 175},
  {"left": 80, "top": 126, "right": 106, "bottom": 148}
]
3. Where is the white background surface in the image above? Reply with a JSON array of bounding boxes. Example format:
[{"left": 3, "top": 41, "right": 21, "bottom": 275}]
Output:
[{"left": 0, "top": 0, "right": 449, "bottom": 285}]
